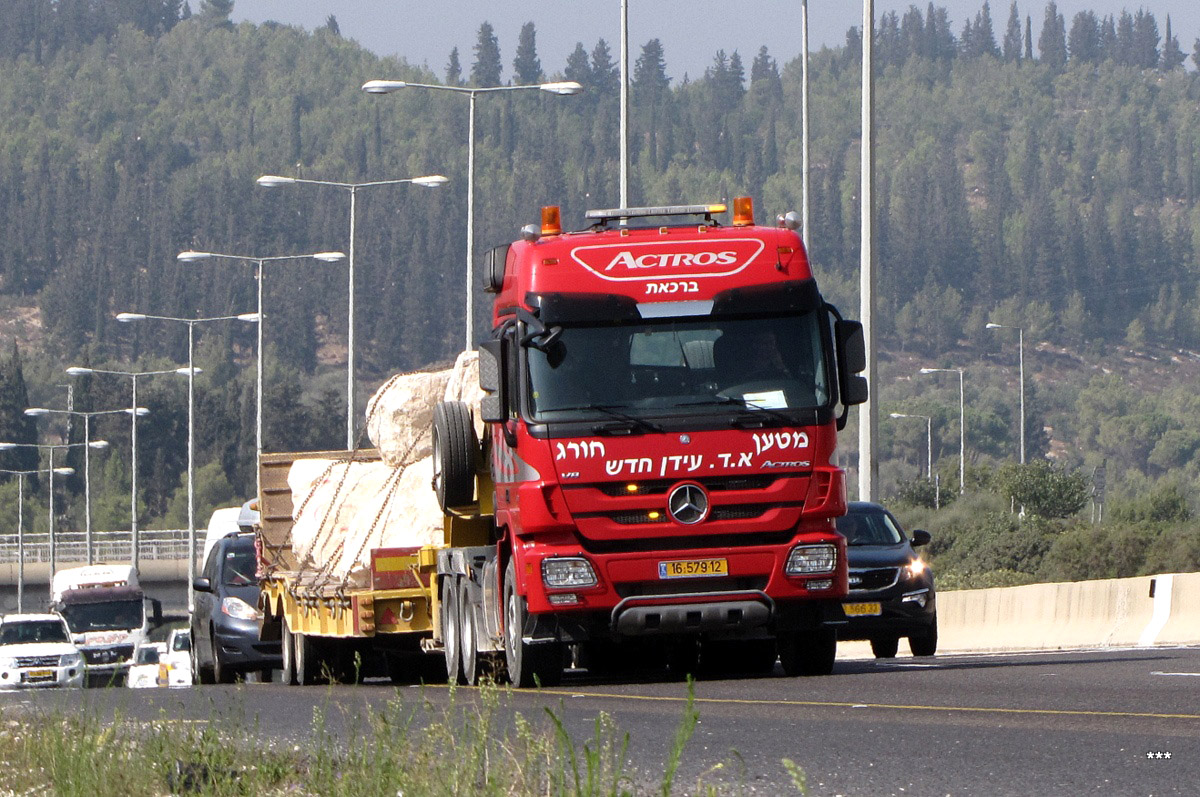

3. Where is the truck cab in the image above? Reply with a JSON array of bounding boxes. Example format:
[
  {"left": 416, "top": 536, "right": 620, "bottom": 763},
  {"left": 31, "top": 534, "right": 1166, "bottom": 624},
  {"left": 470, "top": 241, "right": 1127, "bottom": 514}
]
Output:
[{"left": 434, "top": 199, "right": 867, "bottom": 685}]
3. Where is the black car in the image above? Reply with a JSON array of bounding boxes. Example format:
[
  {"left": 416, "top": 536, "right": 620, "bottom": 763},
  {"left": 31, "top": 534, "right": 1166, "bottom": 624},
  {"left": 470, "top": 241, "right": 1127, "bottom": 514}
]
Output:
[
  {"left": 191, "top": 532, "right": 281, "bottom": 683},
  {"left": 834, "top": 502, "right": 937, "bottom": 658}
]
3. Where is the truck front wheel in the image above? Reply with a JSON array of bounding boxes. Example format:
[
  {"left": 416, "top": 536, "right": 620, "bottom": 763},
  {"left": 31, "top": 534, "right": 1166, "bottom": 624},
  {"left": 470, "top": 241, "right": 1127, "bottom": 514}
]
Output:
[
  {"left": 779, "top": 628, "right": 837, "bottom": 676},
  {"left": 503, "top": 560, "right": 562, "bottom": 688}
]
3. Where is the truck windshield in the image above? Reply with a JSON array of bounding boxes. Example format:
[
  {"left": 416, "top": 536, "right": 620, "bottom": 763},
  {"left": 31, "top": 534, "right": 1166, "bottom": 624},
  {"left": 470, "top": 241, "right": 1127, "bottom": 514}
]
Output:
[
  {"left": 59, "top": 600, "right": 144, "bottom": 633},
  {"left": 528, "top": 312, "right": 829, "bottom": 422}
]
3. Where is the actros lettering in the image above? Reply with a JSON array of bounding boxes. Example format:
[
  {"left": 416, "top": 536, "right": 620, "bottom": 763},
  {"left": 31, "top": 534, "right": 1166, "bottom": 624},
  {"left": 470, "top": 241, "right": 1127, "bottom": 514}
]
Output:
[
  {"left": 605, "top": 250, "right": 738, "bottom": 271},
  {"left": 645, "top": 281, "right": 700, "bottom": 295}
]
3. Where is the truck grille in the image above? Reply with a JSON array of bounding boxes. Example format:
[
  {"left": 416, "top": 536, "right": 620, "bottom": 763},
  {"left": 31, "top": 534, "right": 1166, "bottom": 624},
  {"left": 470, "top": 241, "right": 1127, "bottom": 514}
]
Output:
[
  {"left": 580, "top": 530, "right": 795, "bottom": 554},
  {"left": 593, "top": 474, "right": 778, "bottom": 497},
  {"left": 82, "top": 645, "right": 134, "bottom": 666},
  {"left": 615, "top": 576, "right": 769, "bottom": 598},
  {"left": 848, "top": 568, "right": 900, "bottom": 592},
  {"left": 15, "top": 655, "right": 59, "bottom": 668}
]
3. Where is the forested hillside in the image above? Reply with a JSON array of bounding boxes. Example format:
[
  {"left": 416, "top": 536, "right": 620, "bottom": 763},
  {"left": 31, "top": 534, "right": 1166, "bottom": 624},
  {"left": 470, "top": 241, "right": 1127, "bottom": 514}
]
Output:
[{"left": 1, "top": 1, "right": 1199, "bottom": 581}]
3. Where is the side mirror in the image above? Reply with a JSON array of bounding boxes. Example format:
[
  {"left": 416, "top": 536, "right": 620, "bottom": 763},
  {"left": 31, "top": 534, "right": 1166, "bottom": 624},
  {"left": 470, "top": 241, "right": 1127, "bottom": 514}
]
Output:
[
  {"left": 832, "top": 316, "right": 868, "bottom": 430},
  {"left": 151, "top": 598, "right": 163, "bottom": 627},
  {"left": 482, "top": 244, "right": 510, "bottom": 293},
  {"left": 910, "top": 529, "right": 931, "bottom": 547},
  {"left": 192, "top": 577, "right": 212, "bottom": 593},
  {"left": 478, "top": 339, "right": 506, "bottom": 423}
]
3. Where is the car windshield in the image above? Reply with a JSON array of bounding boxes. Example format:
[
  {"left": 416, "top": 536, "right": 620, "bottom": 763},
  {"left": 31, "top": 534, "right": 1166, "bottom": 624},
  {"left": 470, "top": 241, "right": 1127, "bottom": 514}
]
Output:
[
  {"left": 171, "top": 633, "right": 191, "bottom": 652},
  {"left": 135, "top": 647, "right": 160, "bottom": 665},
  {"left": 59, "top": 600, "right": 144, "bottom": 632},
  {"left": 836, "top": 511, "right": 906, "bottom": 545},
  {"left": 222, "top": 546, "right": 257, "bottom": 587},
  {"left": 0, "top": 620, "right": 69, "bottom": 645},
  {"left": 527, "top": 312, "right": 830, "bottom": 422}
]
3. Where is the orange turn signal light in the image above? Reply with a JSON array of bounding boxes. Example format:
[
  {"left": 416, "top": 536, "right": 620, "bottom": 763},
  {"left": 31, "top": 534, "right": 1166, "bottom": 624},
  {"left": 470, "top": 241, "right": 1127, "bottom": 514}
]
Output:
[
  {"left": 732, "top": 196, "right": 754, "bottom": 227},
  {"left": 542, "top": 206, "right": 562, "bottom": 236}
]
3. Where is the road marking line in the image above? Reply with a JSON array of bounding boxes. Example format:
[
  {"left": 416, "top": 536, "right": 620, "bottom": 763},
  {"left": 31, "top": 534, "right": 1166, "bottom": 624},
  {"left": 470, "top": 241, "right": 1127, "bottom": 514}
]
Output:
[{"left": 1152, "top": 671, "right": 1200, "bottom": 677}]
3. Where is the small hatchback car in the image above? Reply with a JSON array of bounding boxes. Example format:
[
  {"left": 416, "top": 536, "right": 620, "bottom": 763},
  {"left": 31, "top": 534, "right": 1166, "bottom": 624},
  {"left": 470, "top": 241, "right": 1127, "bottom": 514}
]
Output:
[
  {"left": 0, "top": 613, "right": 85, "bottom": 689},
  {"left": 834, "top": 502, "right": 937, "bottom": 657}
]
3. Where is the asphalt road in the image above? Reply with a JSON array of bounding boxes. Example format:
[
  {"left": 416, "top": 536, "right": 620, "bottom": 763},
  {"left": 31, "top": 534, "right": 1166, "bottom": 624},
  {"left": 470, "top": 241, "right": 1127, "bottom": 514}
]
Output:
[{"left": 5, "top": 646, "right": 1198, "bottom": 796}]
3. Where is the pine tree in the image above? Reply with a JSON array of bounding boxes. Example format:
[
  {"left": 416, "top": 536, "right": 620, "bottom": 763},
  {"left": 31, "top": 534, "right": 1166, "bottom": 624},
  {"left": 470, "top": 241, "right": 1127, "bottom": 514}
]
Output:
[
  {"left": 322, "top": 15, "right": 340, "bottom": 37},
  {"left": 564, "top": 42, "right": 592, "bottom": 87},
  {"left": 1038, "top": 3, "right": 1067, "bottom": 68},
  {"left": 590, "top": 39, "right": 618, "bottom": 96},
  {"left": 973, "top": 2, "right": 1000, "bottom": 58},
  {"left": 445, "top": 47, "right": 462, "bottom": 86},
  {"left": 633, "top": 39, "right": 669, "bottom": 94},
  {"left": 1161, "top": 16, "right": 1185, "bottom": 71},
  {"left": 512, "top": 21, "right": 542, "bottom": 85},
  {"left": 470, "top": 21, "right": 502, "bottom": 87},
  {"left": 749, "top": 45, "right": 781, "bottom": 101},
  {"left": 1025, "top": 16, "right": 1033, "bottom": 60},
  {"left": 198, "top": 0, "right": 232, "bottom": 23},
  {"left": 1068, "top": 11, "right": 1100, "bottom": 63},
  {"left": 1131, "top": 10, "right": 1160, "bottom": 69},
  {"left": 1099, "top": 15, "right": 1117, "bottom": 61},
  {"left": 0, "top": 344, "right": 39, "bottom": 476},
  {"left": 1003, "top": 1, "right": 1022, "bottom": 61}
]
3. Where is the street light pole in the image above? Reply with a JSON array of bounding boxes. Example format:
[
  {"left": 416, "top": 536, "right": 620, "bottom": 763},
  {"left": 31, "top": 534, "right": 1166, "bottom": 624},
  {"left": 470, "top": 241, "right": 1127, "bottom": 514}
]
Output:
[
  {"left": 920, "top": 368, "right": 965, "bottom": 494},
  {"left": 255, "top": 175, "right": 447, "bottom": 448},
  {"left": 115, "top": 311, "right": 254, "bottom": 609},
  {"left": 620, "top": 0, "right": 629, "bottom": 208},
  {"left": 0, "top": 467, "right": 75, "bottom": 611},
  {"left": 361, "top": 78, "right": 582, "bottom": 351},
  {"left": 986, "top": 322, "right": 1026, "bottom": 464},
  {"left": 801, "top": 0, "right": 810, "bottom": 245},
  {"left": 859, "top": 0, "right": 878, "bottom": 501}
]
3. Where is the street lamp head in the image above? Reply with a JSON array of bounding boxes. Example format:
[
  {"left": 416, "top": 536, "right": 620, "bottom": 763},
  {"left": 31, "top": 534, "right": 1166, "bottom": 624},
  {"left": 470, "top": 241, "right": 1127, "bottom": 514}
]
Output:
[
  {"left": 889, "top": 413, "right": 906, "bottom": 418},
  {"left": 256, "top": 175, "right": 296, "bottom": 188},
  {"left": 362, "top": 79, "right": 407, "bottom": 94},
  {"left": 918, "top": 368, "right": 938, "bottom": 374},
  {"left": 411, "top": 175, "right": 449, "bottom": 188},
  {"left": 237, "top": 312, "right": 261, "bottom": 323},
  {"left": 176, "top": 367, "right": 202, "bottom": 376},
  {"left": 65, "top": 367, "right": 94, "bottom": 376},
  {"left": 177, "top": 250, "right": 212, "bottom": 262},
  {"left": 985, "top": 322, "right": 1003, "bottom": 329},
  {"left": 116, "top": 313, "right": 147, "bottom": 322},
  {"left": 88, "top": 440, "right": 110, "bottom": 450},
  {"left": 313, "top": 251, "right": 346, "bottom": 262},
  {"left": 52, "top": 467, "right": 75, "bottom": 476},
  {"left": 24, "top": 408, "right": 50, "bottom": 417},
  {"left": 123, "top": 408, "right": 150, "bottom": 417},
  {"left": 0, "top": 442, "right": 16, "bottom": 450},
  {"left": 539, "top": 81, "right": 584, "bottom": 95}
]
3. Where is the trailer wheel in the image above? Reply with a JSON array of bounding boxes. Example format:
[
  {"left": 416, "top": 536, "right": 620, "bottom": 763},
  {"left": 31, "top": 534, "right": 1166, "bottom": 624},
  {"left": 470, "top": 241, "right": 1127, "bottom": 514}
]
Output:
[
  {"left": 503, "top": 560, "right": 563, "bottom": 688},
  {"left": 442, "top": 577, "right": 466, "bottom": 684},
  {"left": 779, "top": 628, "right": 836, "bottom": 676},
  {"left": 294, "top": 631, "right": 321, "bottom": 686},
  {"left": 459, "top": 579, "right": 480, "bottom": 685},
  {"left": 279, "top": 620, "right": 296, "bottom": 685},
  {"left": 433, "top": 401, "right": 477, "bottom": 511}
]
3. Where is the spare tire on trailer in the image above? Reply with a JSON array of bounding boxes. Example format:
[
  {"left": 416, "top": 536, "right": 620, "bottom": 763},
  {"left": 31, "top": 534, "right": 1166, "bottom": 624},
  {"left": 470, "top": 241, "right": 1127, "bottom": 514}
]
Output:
[{"left": 433, "top": 401, "right": 477, "bottom": 511}]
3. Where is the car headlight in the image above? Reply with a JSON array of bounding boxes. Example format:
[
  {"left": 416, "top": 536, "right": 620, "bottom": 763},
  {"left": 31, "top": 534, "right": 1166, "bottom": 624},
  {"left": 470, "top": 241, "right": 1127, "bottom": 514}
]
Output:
[
  {"left": 906, "top": 558, "right": 927, "bottom": 579},
  {"left": 59, "top": 652, "right": 83, "bottom": 667},
  {"left": 542, "top": 557, "right": 598, "bottom": 588},
  {"left": 0, "top": 657, "right": 16, "bottom": 669},
  {"left": 786, "top": 544, "right": 837, "bottom": 575},
  {"left": 220, "top": 596, "right": 261, "bottom": 621}
]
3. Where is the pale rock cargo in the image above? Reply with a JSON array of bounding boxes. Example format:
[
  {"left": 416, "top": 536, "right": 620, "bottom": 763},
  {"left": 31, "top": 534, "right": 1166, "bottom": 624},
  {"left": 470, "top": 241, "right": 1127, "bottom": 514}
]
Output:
[{"left": 286, "top": 352, "right": 482, "bottom": 587}]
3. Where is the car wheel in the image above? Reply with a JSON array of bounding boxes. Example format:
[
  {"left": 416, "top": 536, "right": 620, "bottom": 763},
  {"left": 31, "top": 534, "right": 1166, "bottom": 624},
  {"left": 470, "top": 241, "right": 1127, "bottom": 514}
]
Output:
[
  {"left": 779, "top": 628, "right": 837, "bottom": 676},
  {"left": 459, "top": 579, "right": 480, "bottom": 685},
  {"left": 503, "top": 560, "right": 562, "bottom": 688},
  {"left": 909, "top": 619, "right": 938, "bottom": 657},
  {"left": 279, "top": 620, "right": 296, "bottom": 685},
  {"left": 442, "top": 577, "right": 465, "bottom": 684},
  {"left": 212, "top": 634, "right": 234, "bottom": 684},
  {"left": 191, "top": 626, "right": 214, "bottom": 685},
  {"left": 870, "top": 635, "right": 900, "bottom": 659}
]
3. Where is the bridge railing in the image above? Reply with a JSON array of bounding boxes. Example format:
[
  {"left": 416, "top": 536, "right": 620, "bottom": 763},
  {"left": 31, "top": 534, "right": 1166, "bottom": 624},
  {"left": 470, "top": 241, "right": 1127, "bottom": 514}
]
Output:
[{"left": 0, "top": 529, "right": 201, "bottom": 564}]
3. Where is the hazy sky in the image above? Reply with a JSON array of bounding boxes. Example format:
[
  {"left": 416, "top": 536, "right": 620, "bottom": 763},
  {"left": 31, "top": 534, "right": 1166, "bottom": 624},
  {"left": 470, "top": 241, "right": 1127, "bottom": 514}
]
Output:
[{"left": 231, "top": 2, "right": 1200, "bottom": 81}]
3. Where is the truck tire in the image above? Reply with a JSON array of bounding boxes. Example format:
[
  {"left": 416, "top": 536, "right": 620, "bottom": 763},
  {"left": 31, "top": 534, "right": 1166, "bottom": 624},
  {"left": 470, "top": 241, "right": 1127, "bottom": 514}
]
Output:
[
  {"left": 870, "top": 635, "right": 899, "bottom": 659},
  {"left": 433, "top": 401, "right": 477, "bottom": 511},
  {"left": 459, "top": 579, "right": 481, "bottom": 685},
  {"left": 779, "top": 628, "right": 836, "bottom": 676},
  {"left": 442, "top": 577, "right": 466, "bottom": 684},
  {"left": 279, "top": 620, "right": 296, "bottom": 685},
  {"left": 294, "top": 631, "right": 321, "bottom": 686},
  {"left": 909, "top": 620, "right": 938, "bottom": 657},
  {"left": 503, "top": 560, "right": 563, "bottom": 688}
]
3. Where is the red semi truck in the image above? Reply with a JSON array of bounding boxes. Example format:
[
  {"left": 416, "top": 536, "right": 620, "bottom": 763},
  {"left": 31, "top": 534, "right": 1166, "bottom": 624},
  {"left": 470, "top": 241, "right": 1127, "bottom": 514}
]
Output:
[{"left": 431, "top": 198, "right": 868, "bottom": 686}]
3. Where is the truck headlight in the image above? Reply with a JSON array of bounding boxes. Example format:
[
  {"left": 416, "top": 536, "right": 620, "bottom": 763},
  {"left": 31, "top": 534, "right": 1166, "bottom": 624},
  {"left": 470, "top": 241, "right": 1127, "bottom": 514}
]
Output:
[
  {"left": 59, "top": 652, "right": 83, "bottom": 667},
  {"left": 542, "top": 557, "right": 597, "bottom": 588},
  {"left": 785, "top": 544, "right": 837, "bottom": 575},
  {"left": 220, "top": 596, "right": 261, "bottom": 621}
]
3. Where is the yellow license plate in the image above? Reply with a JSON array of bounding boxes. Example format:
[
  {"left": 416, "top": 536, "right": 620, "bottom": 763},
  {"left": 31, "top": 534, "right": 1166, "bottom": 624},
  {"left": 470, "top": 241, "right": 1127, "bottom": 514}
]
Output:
[
  {"left": 843, "top": 602, "right": 882, "bottom": 616},
  {"left": 24, "top": 669, "right": 54, "bottom": 681},
  {"left": 658, "top": 558, "right": 728, "bottom": 579}
]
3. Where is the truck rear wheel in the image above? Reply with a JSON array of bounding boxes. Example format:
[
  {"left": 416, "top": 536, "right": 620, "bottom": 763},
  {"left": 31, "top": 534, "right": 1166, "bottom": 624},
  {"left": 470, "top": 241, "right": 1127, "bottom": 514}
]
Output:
[
  {"left": 279, "top": 620, "right": 296, "bottom": 685},
  {"left": 503, "top": 560, "right": 562, "bottom": 688},
  {"left": 433, "top": 401, "right": 477, "bottom": 511},
  {"left": 459, "top": 579, "right": 481, "bottom": 685},
  {"left": 779, "top": 628, "right": 837, "bottom": 676},
  {"left": 294, "top": 631, "right": 321, "bottom": 686},
  {"left": 442, "top": 577, "right": 466, "bottom": 684}
]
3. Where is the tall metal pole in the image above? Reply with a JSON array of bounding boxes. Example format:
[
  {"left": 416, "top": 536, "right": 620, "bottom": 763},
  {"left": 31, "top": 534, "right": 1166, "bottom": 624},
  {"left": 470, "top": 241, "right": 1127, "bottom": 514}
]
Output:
[
  {"left": 187, "top": 322, "right": 196, "bottom": 612},
  {"left": 48, "top": 447, "right": 56, "bottom": 583},
  {"left": 130, "top": 376, "right": 139, "bottom": 571},
  {"left": 925, "top": 416, "right": 932, "bottom": 481},
  {"left": 347, "top": 186, "right": 357, "bottom": 449},
  {"left": 16, "top": 473, "right": 24, "bottom": 613},
  {"left": 84, "top": 414, "right": 92, "bottom": 565},
  {"left": 1018, "top": 327, "right": 1026, "bottom": 465},
  {"left": 466, "top": 91, "right": 477, "bottom": 351},
  {"left": 958, "top": 370, "right": 966, "bottom": 494},
  {"left": 256, "top": 259, "right": 264, "bottom": 498},
  {"left": 620, "top": 0, "right": 629, "bottom": 208},
  {"left": 801, "top": 0, "right": 811, "bottom": 245},
  {"left": 858, "top": 0, "right": 877, "bottom": 501}
]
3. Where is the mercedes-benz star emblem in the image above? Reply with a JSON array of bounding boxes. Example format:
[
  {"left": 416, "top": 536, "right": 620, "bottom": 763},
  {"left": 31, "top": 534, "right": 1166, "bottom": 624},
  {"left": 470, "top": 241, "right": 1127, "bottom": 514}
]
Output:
[{"left": 667, "top": 484, "right": 709, "bottom": 525}]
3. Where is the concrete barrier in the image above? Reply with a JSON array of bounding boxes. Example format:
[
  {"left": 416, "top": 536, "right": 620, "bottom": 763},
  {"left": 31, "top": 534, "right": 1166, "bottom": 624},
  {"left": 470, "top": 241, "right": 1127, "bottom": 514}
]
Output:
[{"left": 841, "top": 571, "right": 1199, "bottom": 659}]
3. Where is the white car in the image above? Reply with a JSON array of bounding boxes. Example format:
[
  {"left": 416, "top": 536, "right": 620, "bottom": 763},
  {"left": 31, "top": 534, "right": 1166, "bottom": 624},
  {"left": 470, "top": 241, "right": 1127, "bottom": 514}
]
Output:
[
  {"left": 164, "top": 629, "right": 192, "bottom": 687},
  {"left": 0, "top": 613, "right": 86, "bottom": 690},
  {"left": 126, "top": 643, "right": 168, "bottom": 689}
]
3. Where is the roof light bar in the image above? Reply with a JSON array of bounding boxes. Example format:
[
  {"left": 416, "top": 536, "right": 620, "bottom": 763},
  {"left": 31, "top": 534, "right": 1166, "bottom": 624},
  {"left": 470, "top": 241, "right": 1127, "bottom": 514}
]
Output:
[{"left": 585, "top": 203, "right": 728, "bottom": 223}]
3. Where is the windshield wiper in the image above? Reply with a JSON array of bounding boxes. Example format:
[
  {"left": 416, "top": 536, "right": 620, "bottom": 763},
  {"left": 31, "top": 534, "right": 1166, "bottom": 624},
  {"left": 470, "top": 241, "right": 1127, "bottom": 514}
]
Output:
[
  {"left": 677, "top": 396, "right": 796, "bottom": 427},
  {"left": 540, "top": 403, "right": 663, "bottom": 434}
]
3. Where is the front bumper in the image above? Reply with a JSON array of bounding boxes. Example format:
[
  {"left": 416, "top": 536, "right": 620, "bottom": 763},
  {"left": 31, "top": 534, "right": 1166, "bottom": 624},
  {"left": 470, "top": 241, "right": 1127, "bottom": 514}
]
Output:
[
  {"left": 213, "top": 617, "right": 282, "bottom": 670},
  {"left": 0, "top": 664, "right": 85, "bottom": 689},
  {"left": 837, "top": 585, "right": 936, "bottom": 639}
]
